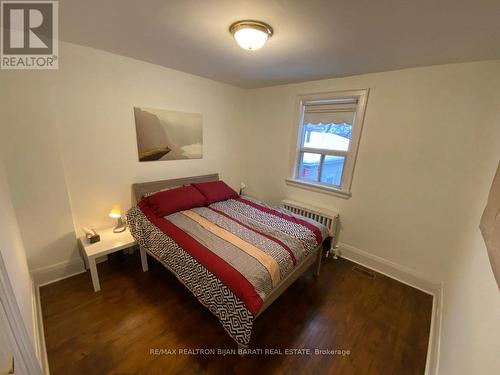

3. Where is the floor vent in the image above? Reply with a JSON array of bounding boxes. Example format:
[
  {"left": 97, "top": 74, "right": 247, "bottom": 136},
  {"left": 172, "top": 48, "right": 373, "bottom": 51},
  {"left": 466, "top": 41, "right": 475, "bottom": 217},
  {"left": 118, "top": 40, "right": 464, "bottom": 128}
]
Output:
[{"left": 352, "top": 265, "right": 376, "bottom": 279}]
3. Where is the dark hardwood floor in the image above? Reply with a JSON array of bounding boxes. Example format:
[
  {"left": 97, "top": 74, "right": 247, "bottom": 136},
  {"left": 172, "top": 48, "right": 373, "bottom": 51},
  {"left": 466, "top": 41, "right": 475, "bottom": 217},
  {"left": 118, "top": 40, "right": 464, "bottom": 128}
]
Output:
[{"left": 40, "top": 251, "right": 432, "bottom": 375}]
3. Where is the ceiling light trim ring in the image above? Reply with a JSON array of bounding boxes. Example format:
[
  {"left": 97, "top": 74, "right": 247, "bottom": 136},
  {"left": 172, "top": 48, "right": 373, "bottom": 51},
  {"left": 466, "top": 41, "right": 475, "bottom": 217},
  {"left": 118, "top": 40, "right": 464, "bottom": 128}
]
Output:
[{"left": 229, "top": 20, "right": 274, "bottom": 38}]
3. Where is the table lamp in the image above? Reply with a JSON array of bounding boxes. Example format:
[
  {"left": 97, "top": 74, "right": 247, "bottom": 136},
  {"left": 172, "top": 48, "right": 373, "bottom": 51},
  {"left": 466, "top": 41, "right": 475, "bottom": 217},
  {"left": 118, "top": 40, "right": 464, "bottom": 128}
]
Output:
[{"left": 109, "top": 205, "right": 126, "bottom": 233}]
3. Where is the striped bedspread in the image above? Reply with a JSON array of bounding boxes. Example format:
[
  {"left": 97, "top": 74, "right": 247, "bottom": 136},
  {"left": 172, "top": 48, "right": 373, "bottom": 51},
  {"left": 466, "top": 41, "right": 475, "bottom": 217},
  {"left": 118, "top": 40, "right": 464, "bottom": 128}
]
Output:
[{"left": 127, "top": 197, "right": 328, "bottom": 346}]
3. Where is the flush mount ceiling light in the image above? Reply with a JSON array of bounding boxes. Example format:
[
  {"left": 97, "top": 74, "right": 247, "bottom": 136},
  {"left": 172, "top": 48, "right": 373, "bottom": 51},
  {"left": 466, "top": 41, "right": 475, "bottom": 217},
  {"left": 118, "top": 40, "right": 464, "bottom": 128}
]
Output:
[{"left": 229, "top": 20, "right": 273, "bottom": 51}]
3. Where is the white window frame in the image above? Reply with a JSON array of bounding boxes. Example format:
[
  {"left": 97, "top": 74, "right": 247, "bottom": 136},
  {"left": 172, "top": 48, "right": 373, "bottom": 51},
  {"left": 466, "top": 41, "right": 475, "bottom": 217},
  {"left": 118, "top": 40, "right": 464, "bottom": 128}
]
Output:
[{"left": 286, "top": 89, "right": 369, "bottom": 198}]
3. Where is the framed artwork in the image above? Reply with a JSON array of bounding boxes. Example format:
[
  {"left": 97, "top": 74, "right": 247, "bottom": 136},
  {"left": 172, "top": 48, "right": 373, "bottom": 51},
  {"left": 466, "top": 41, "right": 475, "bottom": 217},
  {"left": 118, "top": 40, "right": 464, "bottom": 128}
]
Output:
[{"left": 134, "top": 107, "right": 202, "bottom": 161}]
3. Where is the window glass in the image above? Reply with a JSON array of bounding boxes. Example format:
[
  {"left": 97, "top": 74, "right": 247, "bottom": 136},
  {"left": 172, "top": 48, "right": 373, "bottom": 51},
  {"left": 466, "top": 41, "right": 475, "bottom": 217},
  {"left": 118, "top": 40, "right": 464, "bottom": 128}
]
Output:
[
  {"left": 298, "top": 153, "right": 321, "bottom": 182},
  {"left": 302, "top": 123, "right": 352, "bottom": 151},
  {"left": 320, "top": 155, "right": 345, "bottom": 186}
]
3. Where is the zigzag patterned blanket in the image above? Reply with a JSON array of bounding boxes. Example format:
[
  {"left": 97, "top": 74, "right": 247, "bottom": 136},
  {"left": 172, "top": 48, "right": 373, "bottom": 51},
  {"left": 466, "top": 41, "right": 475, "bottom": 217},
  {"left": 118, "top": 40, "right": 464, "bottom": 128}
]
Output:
[{"left": 127, "top": 197, "right": 328, "bottom": 346}]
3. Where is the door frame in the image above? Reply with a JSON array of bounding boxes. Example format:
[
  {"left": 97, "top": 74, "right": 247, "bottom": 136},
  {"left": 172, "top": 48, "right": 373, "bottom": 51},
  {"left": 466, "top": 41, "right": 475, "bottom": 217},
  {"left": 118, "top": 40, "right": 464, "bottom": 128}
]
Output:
[{"left": 0, "top": 251, "right": 42, "bottom": 374}]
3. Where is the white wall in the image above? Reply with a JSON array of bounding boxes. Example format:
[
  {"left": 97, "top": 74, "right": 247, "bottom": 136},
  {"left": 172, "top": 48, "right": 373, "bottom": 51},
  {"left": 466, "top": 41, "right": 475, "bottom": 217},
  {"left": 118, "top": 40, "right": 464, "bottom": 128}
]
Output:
[
  {"left": 437, "top": 91, "right": 500, "bottom": 374},
  {"left": 51, "top": 43, "right": 246, "bottom": 233},
  {"left": 0, "top": 69, "right": 79, "bottom": 276},
  {"left": 0, "top": 42, "right": 246, "bottom": 277},
  {"left": 439, "top": 222, "right": 500, "bottom": 375},
  {"left": 0, "top": 157, "right": 36, "bottom": 349},
  {"left": 241, "top": 61, "right": 500, "bottom": 284},
  {"left": 241, "top": 60, "right": 500, "bottom": 374},
  {"left": 1, "top": 42, "right": 499, "bottom": 374}
]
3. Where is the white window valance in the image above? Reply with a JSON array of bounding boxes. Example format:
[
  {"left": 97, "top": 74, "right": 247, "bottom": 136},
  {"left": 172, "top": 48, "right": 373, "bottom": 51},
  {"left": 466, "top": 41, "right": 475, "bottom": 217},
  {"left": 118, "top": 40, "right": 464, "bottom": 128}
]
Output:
[{"left": 303, "top": 100, "right": 357, "bottom": 125}]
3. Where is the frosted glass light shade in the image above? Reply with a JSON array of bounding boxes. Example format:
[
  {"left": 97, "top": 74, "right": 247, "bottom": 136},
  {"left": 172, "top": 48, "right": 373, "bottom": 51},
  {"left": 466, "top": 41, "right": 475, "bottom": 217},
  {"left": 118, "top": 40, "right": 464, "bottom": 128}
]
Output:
[
  {"left": 234, "top": 28, "right": 268, "bottom": 50},
  {"left": 230, "top": 21, "right": 273, "bottom": 51}
]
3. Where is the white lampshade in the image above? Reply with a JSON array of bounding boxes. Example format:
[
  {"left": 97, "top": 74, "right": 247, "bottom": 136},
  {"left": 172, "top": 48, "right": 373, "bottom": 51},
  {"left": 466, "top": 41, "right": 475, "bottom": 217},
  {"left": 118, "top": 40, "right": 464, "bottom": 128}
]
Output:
[
  {"left": 109, "top": 205, "right": 121, "bottom": 219},
  {"left": 230, "top": 20, "right": 273, "bottom": 51}
]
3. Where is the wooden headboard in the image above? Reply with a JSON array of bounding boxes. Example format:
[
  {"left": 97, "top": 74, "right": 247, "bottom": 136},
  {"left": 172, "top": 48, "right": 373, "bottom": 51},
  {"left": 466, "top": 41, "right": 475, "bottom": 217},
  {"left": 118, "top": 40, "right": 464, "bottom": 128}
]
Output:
[{"left": 132, "top": 173, "right": 219, "bottom": 204}]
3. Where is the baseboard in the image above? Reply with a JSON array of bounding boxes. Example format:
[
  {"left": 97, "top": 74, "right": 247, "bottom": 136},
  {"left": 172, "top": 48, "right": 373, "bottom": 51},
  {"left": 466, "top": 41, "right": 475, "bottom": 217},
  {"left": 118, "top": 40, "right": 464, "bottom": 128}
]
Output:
[
  {"left": 429, "top": 282, "right": 444, "bottom": 375},
  {"left": 31, "top": 282, "right": 42, "bottom": 361},
  {"left": 337, "top": 242, "right": 442, "bottom": 375},
  {"left": 32, "top": 281, "right": 50, "bottom": 374},
  {"left": 31, "top": 257, "right": 85, "bottom": 287},
  {"left": 338, "top": 242, "right": 441, "bottom": 295}
]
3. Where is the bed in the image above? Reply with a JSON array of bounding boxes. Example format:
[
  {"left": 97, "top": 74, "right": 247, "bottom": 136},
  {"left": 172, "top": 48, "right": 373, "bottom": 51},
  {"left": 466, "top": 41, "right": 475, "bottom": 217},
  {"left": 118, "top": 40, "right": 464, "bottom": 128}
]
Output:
[{"left": 127, "top": 174, "right": 329, "bottom": 348}]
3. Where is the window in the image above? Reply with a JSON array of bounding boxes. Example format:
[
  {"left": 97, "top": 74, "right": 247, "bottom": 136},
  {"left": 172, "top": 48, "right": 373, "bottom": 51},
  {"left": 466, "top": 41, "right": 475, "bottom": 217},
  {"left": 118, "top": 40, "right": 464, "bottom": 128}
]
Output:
[{"left": 287, "top": 89, "right": 369, "bottom": 198}]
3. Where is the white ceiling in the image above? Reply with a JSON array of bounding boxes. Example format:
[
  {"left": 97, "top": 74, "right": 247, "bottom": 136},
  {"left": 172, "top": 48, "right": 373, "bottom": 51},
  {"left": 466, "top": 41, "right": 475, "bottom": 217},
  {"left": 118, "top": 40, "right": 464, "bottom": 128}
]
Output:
[{"left": 60, "top": 0, "right": 500, "bottom": 88}]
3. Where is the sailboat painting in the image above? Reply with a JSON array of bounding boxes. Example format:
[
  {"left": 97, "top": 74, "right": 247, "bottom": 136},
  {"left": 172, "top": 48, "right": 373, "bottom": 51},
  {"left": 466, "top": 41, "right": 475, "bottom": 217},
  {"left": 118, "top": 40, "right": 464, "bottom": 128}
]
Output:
[{"left": 133, "top": 107, "right": 203, "bottom": 162}]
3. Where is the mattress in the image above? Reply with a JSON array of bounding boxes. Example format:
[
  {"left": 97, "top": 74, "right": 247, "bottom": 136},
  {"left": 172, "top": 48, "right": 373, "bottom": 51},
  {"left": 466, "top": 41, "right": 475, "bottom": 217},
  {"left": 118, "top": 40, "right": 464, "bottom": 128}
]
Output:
[{"left": 127, "top": 196, "right": 328, "bottom": 346}]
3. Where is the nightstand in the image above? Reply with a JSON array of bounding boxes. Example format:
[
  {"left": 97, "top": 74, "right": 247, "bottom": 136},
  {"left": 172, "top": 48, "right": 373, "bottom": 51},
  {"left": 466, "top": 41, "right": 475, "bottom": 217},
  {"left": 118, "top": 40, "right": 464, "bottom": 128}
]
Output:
[{"left": 78, "top": 227, "right": 137, "bottom": 292}]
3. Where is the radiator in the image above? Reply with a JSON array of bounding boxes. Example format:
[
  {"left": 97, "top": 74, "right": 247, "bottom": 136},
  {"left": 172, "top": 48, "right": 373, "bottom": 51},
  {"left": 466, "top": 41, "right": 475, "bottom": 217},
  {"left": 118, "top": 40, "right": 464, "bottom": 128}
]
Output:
[{"left": 281, "top": 199, "right": 340, "bottom": 258}]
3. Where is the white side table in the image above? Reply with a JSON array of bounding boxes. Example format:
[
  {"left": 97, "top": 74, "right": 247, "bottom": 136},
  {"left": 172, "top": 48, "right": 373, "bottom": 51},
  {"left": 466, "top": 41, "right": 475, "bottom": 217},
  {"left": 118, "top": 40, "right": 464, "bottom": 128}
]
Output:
[{"left": 78, "top": 227, "right": 137, "bottom": 292}]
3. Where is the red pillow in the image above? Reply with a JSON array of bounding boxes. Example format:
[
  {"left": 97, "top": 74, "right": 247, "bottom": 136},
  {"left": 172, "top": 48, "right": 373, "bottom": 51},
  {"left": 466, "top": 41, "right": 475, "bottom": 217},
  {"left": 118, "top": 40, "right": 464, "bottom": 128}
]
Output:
[
  {"left": 192, "top": 180, "right": 239, "bottom": 204},
  {"left": 144, "top": 185, "right": 206, "bottom": 216}
]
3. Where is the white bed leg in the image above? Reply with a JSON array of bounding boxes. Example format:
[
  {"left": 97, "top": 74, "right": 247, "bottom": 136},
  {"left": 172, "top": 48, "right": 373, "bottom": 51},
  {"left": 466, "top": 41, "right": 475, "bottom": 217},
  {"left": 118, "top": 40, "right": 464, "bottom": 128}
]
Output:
[
  {"left": 332, "top": 244, "right": 339, "bottom": 259},
  {"left": 140, "top": 246, "right": 149, "bottom": 272}
]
